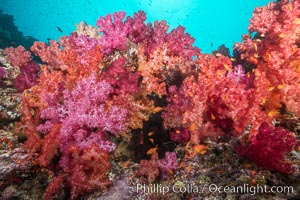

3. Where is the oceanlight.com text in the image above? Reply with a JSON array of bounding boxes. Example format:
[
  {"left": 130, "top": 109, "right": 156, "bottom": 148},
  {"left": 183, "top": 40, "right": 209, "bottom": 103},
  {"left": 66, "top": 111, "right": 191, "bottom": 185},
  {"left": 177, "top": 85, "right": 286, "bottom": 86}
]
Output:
[{"left": 136, "top": 183, "right": 294, "bottom": 196}]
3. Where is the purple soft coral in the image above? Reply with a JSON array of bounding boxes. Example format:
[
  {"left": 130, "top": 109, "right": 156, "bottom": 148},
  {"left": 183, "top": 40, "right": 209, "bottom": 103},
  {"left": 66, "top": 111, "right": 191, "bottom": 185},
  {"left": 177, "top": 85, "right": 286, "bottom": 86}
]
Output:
[
  {"left": 227, "top": 64, "right": 246, "bottom": 83},
  {"left": 227, "top": 64, "right": 254, "bottom": 89},
  {"left": 158, "top": 152, "right": 178, "bottom": 180},
  {"left": 37, "top": 75, "right": 128, "bottom": 170}
]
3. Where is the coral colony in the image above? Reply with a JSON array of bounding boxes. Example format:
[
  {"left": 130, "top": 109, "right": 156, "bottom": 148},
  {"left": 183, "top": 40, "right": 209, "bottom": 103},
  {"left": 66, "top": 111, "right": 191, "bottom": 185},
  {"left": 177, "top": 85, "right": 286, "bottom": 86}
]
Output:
[{"left": 0, "top": 0, "right": 300, "bottom": 199}]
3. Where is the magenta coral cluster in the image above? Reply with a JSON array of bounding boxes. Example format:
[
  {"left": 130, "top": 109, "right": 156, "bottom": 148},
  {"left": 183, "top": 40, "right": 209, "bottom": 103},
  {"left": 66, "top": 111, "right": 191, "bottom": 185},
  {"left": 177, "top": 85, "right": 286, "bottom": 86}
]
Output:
[
  {"left": 237, "top": 122, "right": 296, "bottom": 174},
  {"left": 96, "top": 10, "right": 199, "bottom": 58},
  {"left": 1, "top": 1, "right": 299, "bottom": 199},
  {"left": 14, "top": 61, "right": 39, "bottom": 92},
  {"left": 169, "top": 128, "right": 190, "bottom": 143}
]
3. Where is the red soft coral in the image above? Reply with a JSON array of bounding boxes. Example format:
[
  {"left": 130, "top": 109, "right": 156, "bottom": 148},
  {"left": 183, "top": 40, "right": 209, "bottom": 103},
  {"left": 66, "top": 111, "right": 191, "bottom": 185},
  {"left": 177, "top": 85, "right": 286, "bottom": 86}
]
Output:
[
  {"left": 237, "top": 122, "right": 296, "bottom": 174},
  {"left": 234, "top": 0, "right": 300, "bottom": 117},
  {"left": 138, "top": 153, "right": 160, "bottom": 183},
  {"left": 31, "top": 40, "right": 63, "bottom": 68},
  {"left": 43, "top": 174, "right": 65, "bottom": 200},
  {"left": 66, "top": 144, "right": 111, "bottom": 199}
]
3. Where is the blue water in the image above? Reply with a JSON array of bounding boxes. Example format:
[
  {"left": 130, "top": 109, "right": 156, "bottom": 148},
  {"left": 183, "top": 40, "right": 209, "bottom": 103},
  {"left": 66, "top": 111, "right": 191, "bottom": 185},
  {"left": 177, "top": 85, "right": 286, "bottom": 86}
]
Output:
[{"left": 0, "top": 0, "right": 271, "bottom": 53}]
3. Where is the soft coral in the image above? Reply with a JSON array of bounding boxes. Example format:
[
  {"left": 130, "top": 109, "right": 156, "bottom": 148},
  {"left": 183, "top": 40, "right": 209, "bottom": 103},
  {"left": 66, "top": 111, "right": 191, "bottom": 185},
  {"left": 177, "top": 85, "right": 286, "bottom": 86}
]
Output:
[{"left": 237, "top": 122, "right": 296, "bottom": 174}]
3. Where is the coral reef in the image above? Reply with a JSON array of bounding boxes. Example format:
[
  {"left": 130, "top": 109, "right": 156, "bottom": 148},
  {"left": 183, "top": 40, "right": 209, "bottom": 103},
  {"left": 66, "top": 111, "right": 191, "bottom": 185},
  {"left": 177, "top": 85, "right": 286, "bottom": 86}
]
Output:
[{"left": 0, "top": 0, "right": 300, "bottom": 199}]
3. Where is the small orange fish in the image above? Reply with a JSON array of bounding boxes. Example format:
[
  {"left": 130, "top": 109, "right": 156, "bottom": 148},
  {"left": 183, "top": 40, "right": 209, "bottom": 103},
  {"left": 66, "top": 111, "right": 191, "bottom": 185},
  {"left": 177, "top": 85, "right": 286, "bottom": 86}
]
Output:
[
  {"left": 253, "top": 43, "right": 258, "bottom": 52},
  {"left": 149, "top": 138, "right": 154, "bottom": 144},
  {"left": 153, "top": 106, "right": 164, "bottom": 113},
  {"left": 147, "top": 145, "right": 158, "bottom": 155},
  {"left": 189, "top": 123, "right": 197, "bottom": 131},
  {"left": 268, "top": 86, "right": 275, "bottom": 91},
  {"left": 260, "top": 97, "right": 267, "bottom": 105},
  {"left": 185, "top": 165, "right": 193, "bottom": 173},
  {"left": 193, "top": 145, "right": 209, "bottom": 155},
  {"left": 253, "top": 53, "right": 260, "bottom": 58},
  {"left": 267, "top": 110, "right": 280, "bottom": 117},
  {"left": 223, "top": 64, "right": 232, "bottom": 71},
  {"left": 148, "top": 131, "right": 155, "bottom": 137},
  {"left": 215, "top": 53, "right": 222, "bottom": 57},
  {"left": 211, "top": 114, "right": 216, "bottom": 120},
  {"left": 185, "top": 141, "right": 191, "bottom": 150},
  {"left": 122, "top": 160, "right": 131, "bottom": 169},
  {"left": 277, "top": 85, "right": 284, "bottom": 89},
  {"left": 278, "top": 33, "right": 285, "bottom": 38},
  {"left": 188, "top": 92, "right": 194, "bottom": 97}
]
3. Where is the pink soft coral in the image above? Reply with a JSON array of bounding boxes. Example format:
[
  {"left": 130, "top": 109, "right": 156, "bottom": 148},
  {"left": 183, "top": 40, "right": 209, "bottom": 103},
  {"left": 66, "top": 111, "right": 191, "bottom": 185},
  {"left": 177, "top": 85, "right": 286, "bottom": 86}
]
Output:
[
  {"left": 4, "top": 46, "right": 31, "bottom": 67},
  {"left": 96, "top": 11, "right": 130, "bottom": 54},
  {"left": 158, "top": 152, "right": 178, "bottom": 180},
  {"left": 35, "top": 74, "right": 128, "bottom": 173}
]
